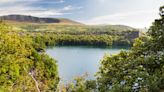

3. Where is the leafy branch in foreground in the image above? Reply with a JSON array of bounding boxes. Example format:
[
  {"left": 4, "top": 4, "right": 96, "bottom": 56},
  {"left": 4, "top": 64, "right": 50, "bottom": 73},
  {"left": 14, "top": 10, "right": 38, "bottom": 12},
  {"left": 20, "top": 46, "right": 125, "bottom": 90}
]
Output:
[
  {"left": 60, "top": 5, "right": 164, "bottom": 92},
  {"left": 96, "top": 5, "right": 164, "bottom": 92},
  {"left": 0, "top": 23, "right": 59, "bottom": 92}
]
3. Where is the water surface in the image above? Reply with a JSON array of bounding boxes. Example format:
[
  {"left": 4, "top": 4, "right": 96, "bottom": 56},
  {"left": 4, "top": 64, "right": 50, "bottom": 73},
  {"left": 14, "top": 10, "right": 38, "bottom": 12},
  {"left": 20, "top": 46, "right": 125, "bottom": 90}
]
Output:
[{"left": 46, "top": 46, "right": 129, "bottom": 83}]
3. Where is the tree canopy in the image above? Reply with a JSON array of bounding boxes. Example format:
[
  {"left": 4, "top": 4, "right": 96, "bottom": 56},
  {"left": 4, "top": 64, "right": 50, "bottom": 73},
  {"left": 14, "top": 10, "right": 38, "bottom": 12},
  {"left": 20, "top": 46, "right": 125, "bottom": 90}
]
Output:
[
  {"left": 0, "top": 23, "right": 59, "bottom": 91},
  {"left": 96, "top": 6, "right": 164, "bottom": 92}
]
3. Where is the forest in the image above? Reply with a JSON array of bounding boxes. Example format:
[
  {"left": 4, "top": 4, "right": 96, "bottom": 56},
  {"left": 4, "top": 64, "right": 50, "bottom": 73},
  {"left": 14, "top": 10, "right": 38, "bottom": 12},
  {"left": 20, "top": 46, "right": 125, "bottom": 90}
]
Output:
[
  {"left": 0, "top": 5, "right": 163, "bottom": 92},
  {"left": 30, "top": 33, "right": 133, "bottom": 52},
  {"left": 7, "top": 21, "right": 139, "bottom": 50}
]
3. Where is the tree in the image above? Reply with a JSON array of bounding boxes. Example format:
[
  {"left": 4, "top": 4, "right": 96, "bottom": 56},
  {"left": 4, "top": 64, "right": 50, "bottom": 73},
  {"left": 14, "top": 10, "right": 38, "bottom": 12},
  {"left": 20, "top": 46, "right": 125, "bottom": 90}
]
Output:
[
  {"left": 96, "top": 6, "right": 164, "bottom": 92},
  {"left": 0, "top": 23, "right": 59, "bottom": 91}
]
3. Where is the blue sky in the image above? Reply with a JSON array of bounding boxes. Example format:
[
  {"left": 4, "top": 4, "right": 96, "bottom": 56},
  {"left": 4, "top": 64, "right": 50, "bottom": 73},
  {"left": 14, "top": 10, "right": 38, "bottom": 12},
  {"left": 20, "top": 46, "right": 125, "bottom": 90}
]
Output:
[{"left": 0, "top": 0, "right": 163, "bottom": 28}]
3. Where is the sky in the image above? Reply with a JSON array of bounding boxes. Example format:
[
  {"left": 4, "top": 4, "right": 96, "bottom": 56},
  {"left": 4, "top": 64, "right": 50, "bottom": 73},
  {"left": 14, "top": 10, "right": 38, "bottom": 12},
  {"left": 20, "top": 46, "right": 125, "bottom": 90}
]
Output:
[{"left": 0, "top": 0, "right": 163, "bottom": 28}]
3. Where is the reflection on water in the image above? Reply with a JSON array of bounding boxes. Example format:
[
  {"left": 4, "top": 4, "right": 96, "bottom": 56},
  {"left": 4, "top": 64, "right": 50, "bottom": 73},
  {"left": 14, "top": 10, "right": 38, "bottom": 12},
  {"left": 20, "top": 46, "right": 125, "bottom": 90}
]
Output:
[{"left": 46, "top": 46, "right": 129, "bottom": 83}]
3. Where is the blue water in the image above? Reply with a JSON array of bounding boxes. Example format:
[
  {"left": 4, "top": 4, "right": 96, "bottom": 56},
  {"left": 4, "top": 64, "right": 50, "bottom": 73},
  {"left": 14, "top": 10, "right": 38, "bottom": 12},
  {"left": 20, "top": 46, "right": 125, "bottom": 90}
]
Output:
[{"left": 46, "top": 46, "right": 129, "bottom": 83}]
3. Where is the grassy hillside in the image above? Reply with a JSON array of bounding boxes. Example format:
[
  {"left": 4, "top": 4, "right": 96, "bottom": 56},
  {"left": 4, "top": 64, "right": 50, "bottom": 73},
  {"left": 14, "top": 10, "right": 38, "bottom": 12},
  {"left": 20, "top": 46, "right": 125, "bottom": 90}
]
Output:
[
  {"left": 4, "top": 21, "right": 137, "bottom": 32},
  {"left": 1, "top": 19, "right": 140, "bottom": 48},
  {"left": 0, "top": 15, "right": 82, "bottom": 25},
  {"left": 0, "top": 15, "right": 140, "bottom": 48},
  {"left": 0, "top": 15, "right": 137, "bottom": 33}
]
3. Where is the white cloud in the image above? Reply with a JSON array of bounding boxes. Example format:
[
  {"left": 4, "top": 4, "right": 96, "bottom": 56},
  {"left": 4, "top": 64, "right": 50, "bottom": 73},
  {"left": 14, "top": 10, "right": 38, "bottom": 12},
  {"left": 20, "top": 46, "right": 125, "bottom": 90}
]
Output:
[
  {"left": 0, "top": 0, "right": 162, "bottom": 28},
  {"left": 59, "top": 0, "right": 65, "bottom": 3},
  {"left": 0, "top": 0, "right": 74, "bottom": 17},
  {"left": 0, "top": 5, "right": 69, "bottom": 17},
  {"left": 62, "top": 5, "right": 83, "bottom": 11},
  {"left": 82, "top": 10, "right": 160, "bottom": 28},
  {"left": 98, "top": 0, "right": 106, "bottom": 3},
  {"left": 63, "top": 5, "right": 74, "bottom": 11},
  {"left": 0, "top": 0, "right": 39, "bottom": 3},
  {"left": 0, "top": 9, "right": 64, "bottom": 17},
  {"left": 0, "top": 0, "right": 64, "bottom": 3}
]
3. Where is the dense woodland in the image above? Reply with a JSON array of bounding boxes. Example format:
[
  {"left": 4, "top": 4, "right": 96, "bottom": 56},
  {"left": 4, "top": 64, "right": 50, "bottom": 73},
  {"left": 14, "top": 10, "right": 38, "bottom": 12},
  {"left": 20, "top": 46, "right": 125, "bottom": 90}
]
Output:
[
  {"left": 10, "top": 22, "right": 139, "bottom": 50},
  {"left": 0, "top": 23, "right": 59, "bottom": 91},
  {"left": 0, "top": 6, "right": 163, "bottom": 92},
  {"left": 3, "top": 16, "right": 139, "bottom": 49},
  {"left": 31, "top": 33, "right": 132, "bottom": 52}
]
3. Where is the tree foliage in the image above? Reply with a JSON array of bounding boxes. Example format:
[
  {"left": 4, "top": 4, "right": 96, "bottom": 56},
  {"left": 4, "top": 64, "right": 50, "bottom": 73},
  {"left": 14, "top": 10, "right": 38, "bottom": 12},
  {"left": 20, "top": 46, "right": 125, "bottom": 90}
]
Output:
[
  {"left": 96, "top": 6, "right": 164, "bottom": 92},
  {"left": 1, "top": 5, "right": 163, "bottom": 92},
  {"left": 31, "top": 33, "right": 132, "bottom": 52},
  {"left": 0, "top": 23, "right": 59, "bottom": 91},
  {"left": 59, "top": 75, "right": 97, "bottom": 92}
]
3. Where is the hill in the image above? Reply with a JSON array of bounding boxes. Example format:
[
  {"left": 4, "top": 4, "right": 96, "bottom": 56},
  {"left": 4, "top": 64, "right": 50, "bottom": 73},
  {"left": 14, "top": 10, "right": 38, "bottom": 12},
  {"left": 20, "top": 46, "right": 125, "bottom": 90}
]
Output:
[
  {"left": 0, "top": 15, "right": 140, "bottom": 42},
  {"left": 0, "top": 15, "right": 82, "bottom": 24}
]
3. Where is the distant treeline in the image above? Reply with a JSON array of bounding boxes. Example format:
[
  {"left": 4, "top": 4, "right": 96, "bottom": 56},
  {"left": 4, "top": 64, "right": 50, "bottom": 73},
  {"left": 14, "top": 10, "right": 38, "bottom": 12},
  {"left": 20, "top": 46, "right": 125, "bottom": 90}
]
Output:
[
  {"left": 0, "top": 6, "right": 163, "bottom": 92},
  {"left": 27, "top": 32, "right": 136, "bottom": 51}
]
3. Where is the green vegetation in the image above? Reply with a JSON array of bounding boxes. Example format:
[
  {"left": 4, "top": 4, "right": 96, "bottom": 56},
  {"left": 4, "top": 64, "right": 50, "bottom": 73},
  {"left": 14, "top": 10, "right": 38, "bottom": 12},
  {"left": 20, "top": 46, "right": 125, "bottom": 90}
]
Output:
[
  {"left": 0, "top": 23, "right": 59, "bottom": 91},
  {"left": 28, "top": 29, "right": 137, "bottom": 50},
  {"left": 31, "top": 33, "right": 132, "bottom": 51},
  {"left": 4, "top": 21, "right": 137, "bottom": 32},
  {"left": 0, "top": 16, "right": 138, "bottom": 92},
  {"left": 3, "top": 17, "right": 139, "bottom": 48},
  {"left": 0, "top": 5, "right": 163, "bottom": 92},
  {"left": 60, "top": 6, "right": 164, "bottom": 92},
  {"left": 60, "top": 75, "right": 97, "bottom": 92}
]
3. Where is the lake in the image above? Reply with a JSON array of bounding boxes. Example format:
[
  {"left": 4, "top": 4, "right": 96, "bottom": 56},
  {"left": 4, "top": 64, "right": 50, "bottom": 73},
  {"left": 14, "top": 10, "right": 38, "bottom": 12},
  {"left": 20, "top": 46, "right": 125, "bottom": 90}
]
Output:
[{"left": 46, "top": 46, "right": 129, "bottom": 83}]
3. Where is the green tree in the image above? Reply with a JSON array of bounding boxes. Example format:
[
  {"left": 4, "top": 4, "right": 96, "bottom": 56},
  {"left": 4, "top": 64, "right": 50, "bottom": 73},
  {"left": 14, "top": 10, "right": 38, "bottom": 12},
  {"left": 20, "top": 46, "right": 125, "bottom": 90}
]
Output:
[
  {"left": 96, "top": 6, "right": 164, "bottom": 92},
  {"left": 0, "top": 23, "right": 59, "bottom": 91}
]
